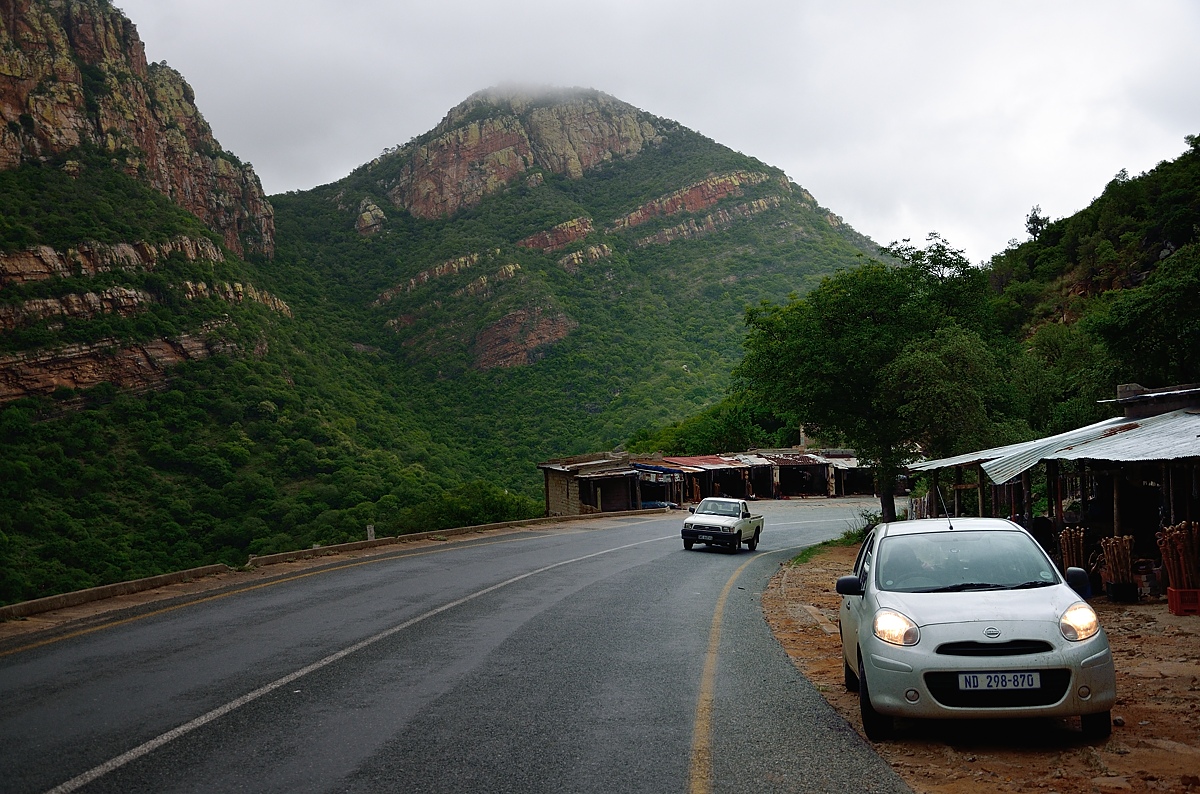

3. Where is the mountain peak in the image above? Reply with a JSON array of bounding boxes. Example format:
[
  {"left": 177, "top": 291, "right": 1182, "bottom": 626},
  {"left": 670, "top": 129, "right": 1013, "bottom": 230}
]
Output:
[{"left": 369, "top": 85, "right": 662, "bottom": 219}]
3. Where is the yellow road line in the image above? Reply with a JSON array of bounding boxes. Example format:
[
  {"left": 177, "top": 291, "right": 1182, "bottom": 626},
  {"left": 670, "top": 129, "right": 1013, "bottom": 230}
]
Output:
[{"left": 688, "top": 554, "right": 756, "bottom": 794}]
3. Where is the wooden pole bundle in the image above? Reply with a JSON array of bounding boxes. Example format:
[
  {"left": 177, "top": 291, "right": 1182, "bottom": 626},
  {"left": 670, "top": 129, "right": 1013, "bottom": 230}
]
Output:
[
  {"left": 1060, "top": 527, "right": 1087, "bottom": 571},
  {"left": 1100, "top": 535, "right": 1135, "bottom": 584},
  {"left": 1157, "top": 521, "right": 1200, "bottom": 590}
]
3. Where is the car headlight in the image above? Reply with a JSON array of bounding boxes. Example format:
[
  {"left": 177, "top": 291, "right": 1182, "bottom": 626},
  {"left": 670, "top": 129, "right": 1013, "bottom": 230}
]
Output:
[
  {"left": 1059, "top": 602, "right": 1100, "bottom": 641},
  {"left": 873, "top": 608, "right": 919, "bottom": 646}
]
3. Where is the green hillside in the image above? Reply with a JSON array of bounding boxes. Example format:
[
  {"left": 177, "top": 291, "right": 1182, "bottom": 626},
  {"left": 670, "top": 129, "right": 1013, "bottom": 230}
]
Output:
[
  {"left": 636, "top": 137, "right": 1200, "bottom": 467},
  {"left": 0, "top": 94, "right": 878, "bottom": 604}
]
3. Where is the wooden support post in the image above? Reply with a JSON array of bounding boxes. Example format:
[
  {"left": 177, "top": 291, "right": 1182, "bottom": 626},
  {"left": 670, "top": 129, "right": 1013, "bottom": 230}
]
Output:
[
  {"left": 1112, "top": 472, "right": 1121, "bottom": 538},
  {"left": 954, "top": 467, "right": 962, "bottom": 517},
  {"left": 1166, "top": 462, "right": 1175, "bottom": 526},
  {"left": 931, "top": 471, "right": 940, "bottom": 518},
  {"left": 977, "top": 464, "right": 986, "bottom": 517},
  {"left": 1078, "top": 461, "right": 1089, "bottom": 526},
  {"left": 1047, "top": 460, "right": 1062, "bottom": 534}
]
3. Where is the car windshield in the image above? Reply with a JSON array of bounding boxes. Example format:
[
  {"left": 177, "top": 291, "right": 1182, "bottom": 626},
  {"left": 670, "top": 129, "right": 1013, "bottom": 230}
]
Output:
[
  {"left": 875, "top": 530, "right": 1059, "bottom": 593},
  {"left": 696, "top": 500, "right": 739, "bottom": 516}
]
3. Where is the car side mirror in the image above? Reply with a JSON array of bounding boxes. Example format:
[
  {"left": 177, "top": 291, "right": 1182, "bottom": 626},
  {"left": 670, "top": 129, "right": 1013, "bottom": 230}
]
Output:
[
  {"left": 689, "top": 506, "right": 695, "bottom": 513},
  {"left": 741, "top": 512, "right": 750, "bottom": 519},
  {"left": 1065, "top": 566, "right": 1092, "bottom": 598},
  {"left": 835, "top": 575, "right": 864, "bottom": 596}
]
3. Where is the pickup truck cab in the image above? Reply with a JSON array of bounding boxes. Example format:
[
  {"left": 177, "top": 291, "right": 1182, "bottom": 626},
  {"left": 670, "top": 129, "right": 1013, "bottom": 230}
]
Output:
[{"left": 681, "top": 497, "right": 764, "bottom": 553}]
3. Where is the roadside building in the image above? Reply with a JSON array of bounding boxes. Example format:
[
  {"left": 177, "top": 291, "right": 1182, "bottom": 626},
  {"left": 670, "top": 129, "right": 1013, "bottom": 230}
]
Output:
[
  {"left": 907, "top": 383, "right": 1200, "bottom": 599},
  {"left": 539, "top": 453, "right": 642, "bottom": 516},
  {"left": 661, "top": 455, "right": 752, "bottom": 501},
  {"left": 539, "top": 447, "right": 877, "bottom": 515}
]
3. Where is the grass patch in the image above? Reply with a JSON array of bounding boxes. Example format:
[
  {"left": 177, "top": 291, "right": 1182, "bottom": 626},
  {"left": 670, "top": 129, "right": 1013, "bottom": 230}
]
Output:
[{"left": 785, "top": 508, "right": 879, "bottom": 565}]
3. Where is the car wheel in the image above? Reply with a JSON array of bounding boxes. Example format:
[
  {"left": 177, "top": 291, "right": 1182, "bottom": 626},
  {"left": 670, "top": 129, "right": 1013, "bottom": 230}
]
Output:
[
  {"left": 844, "top": 659, "right": 859, "bottom": 692},
  {"left": 747, "top": 531, "right": 759, "bottom": 551},
  {"left": 684, "top": 539, "right": 694, "bottom": 550},
  {"left": 858, "top": 659, "right": 893, "bottom": 741},
  {"left": 1081, "top": 710, "right": 1111, "bottom": 740},
  {"left": 841, "top": 626, "right": 859, "bottom": 691}
]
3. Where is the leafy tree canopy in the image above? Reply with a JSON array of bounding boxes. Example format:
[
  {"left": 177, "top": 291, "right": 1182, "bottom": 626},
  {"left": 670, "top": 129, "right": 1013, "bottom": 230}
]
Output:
[{"left": 735, "top": 235, "right": 1017, "bottom": 520}]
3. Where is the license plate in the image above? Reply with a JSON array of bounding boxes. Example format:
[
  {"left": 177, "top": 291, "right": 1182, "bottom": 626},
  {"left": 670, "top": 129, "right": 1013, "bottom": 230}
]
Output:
[
  {"left": 958, "top": 671, "right": 1041, "bottom": 690},
  {"left": 697, "top": 534, "right": 713, "bottom": 541}
]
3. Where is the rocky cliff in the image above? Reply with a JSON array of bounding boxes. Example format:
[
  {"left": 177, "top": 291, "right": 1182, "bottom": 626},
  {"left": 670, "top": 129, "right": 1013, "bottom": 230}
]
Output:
[
  {"left": 0, "top": 0, "right": 274, "bottom": 257},
  {"left": 0, "top": 235, "right": 223, "bottom": 286},
  {"left": 374, "top": 87, "right": 662, "bottom": 219},
  {"left": 0, "top": 320, "right": 236, "bottom": 402}
]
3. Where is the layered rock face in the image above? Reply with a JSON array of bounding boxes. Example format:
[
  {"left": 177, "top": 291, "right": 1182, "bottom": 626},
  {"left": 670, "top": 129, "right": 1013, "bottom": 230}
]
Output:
[
  {"left": 516, "top": 217, "right": 594, "bottom": 253},
  {"left": 0, "top": 236, "right": 223, "bottom": 286},
  {"left": 0, "top": 321, "right": 234, "bottom": 402},
  {"left": 471, "top": 307, "right": 577, "bottom": 370},
  {"left": 0, "top": 0, "right": 274, "bottom": 257},
  {"left": 379, "top": 88, "right": 661, "bottom": 219},
  {"left": 609, "top": 172, "right": 771, "bottom": 230}
]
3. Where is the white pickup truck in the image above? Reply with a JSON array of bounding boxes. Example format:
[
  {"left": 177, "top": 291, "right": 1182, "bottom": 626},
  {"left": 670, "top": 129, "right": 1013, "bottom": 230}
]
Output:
[{"left": 681, "top": 497, "right": 764, "bottom": 553}]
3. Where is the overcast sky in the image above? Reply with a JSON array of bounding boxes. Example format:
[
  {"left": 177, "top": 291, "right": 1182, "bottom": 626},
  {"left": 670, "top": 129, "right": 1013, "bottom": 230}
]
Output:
[{"left": 116, "top": 0, "right": 1200, "bottom": 264}]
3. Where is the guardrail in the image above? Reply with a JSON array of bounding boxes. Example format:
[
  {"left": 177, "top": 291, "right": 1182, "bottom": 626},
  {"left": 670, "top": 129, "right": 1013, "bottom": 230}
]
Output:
[{"left": 0, "top": 508, "right": 672, "bottom": 621}]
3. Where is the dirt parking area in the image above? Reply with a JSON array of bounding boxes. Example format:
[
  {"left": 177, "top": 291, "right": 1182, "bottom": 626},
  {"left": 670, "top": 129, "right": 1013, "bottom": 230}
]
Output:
[{"left": 763, "top": 543, "right": 1200, "bottom": 793}]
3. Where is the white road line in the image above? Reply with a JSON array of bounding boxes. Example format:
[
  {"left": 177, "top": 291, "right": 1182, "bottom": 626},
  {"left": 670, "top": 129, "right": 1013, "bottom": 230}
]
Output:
[{"left": 44, "top": 534, "right": 676, "bottom": 794}]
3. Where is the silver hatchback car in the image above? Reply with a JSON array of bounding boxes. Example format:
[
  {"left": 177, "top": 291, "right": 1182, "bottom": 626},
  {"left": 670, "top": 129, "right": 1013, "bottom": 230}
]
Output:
[{"left": 836, "top": 517, "right": 1116, "bottom": 741}]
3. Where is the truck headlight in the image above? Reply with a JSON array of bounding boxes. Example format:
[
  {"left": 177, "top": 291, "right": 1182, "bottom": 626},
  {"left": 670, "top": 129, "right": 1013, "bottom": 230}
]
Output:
[
  {"left": 1059, "top": 602, "right": 1100, "bottom": 641},
  {"left": 873, "top": 608, "right": 919, "bottom": 646}
]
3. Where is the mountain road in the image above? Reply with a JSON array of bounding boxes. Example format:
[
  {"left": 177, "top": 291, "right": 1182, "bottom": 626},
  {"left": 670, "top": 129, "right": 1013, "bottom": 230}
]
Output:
[{"left": 0, "top": 498, "right": 910, "bottom": 793}]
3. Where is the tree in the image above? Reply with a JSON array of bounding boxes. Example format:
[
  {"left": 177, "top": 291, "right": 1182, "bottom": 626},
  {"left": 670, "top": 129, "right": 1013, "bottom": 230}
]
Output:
[
  {"left": 735, "top": 234, "right": 1001, "bottom": 521},
  {"left": 1025, "top": 205, "right": 1049, "bottom": 240},
  {"left": 1086, "top": 243, "right": 1200, "bottom": 385}
]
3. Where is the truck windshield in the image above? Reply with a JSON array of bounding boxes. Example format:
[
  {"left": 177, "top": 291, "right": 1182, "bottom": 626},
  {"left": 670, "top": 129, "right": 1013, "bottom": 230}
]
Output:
[{"left": 696, "top": 500, "right": 739, "bottom": 516}]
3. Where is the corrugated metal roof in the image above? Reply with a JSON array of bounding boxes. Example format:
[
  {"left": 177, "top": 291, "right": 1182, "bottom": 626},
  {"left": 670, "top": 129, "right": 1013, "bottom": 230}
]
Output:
[
  {"left": 731, "top": 453, "right": 775, "bottom": 466},
  {"left": 631, "top": 462, "right": 685, "bottom": 474},
  {"left": 983, "top": 408, "right": 1200, "bottom": 484},
  {"left": 907, "top": 435, "right": 1066, "bottom": 473},
  {"left": 910, "top": 409, "right": 1200, "bottom": 485},
  {"left": 575, "top": 467, "right": 638, "bottom": 480},
  {"left": 756, "top": 452, "right": 827, "bottom": 466},
  {"left": 662, "top": 455, "right": 747, "bottom": 470}
]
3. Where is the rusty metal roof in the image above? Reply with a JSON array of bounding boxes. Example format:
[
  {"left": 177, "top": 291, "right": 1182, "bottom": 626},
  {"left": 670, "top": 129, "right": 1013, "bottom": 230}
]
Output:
[{"left": 662, "top": 455, "right": 748, "bottom": 470}]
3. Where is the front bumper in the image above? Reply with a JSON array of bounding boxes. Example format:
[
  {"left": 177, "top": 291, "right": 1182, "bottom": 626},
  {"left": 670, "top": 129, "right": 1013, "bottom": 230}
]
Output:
[
  {"left": 860, "top": 621, "right": 1116, "bottom": 720},
  {"left": 682, "top": 526, "right": 740, "bottom": 548}
]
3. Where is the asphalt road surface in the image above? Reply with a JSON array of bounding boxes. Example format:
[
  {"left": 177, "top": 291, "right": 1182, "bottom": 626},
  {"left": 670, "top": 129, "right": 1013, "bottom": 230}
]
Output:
[{"left": 0, "top": 497, "right": 912, "bottom": 794}]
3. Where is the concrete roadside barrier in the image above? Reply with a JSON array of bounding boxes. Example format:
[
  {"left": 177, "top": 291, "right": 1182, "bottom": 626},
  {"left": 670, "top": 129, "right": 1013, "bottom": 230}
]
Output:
[
  {"left": 0, "top": 508, "right": 673, "bottom": 620},
  {"left": 246, "top": 508, "right": 672, "bottom": 567},
  {"left": 0, "top": 564, "right": 231, "bottom": 621}
]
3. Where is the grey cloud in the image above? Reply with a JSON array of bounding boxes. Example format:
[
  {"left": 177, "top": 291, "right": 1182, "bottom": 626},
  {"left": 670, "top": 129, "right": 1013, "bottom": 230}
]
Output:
[{"left": 117, "top": 0, "right": 1200, "bottom": 262}]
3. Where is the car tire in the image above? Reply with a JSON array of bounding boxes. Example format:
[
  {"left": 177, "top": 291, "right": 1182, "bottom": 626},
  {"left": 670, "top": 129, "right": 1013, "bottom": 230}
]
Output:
[
  {"left": 727, "top": 538, "right": 739, "bottom": 554},
  {"left": 684, "top": 539, "right": 694, "bottom": 550},
  {"left": 858, "top": 659, "right": 893, "bottom": 741},
  {"left": 1081, "top": 710, "right": 1112, "bottom": 740},
  {"left": 747, "top": 531, "right": 759, "bottom": 551},
  {"left": 841, "top": 626, "right": 859, "bottom": 691}
]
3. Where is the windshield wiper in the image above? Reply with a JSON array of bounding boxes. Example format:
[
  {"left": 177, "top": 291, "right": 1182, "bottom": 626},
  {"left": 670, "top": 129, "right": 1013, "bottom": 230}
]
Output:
[
  {"left": 1007, "top": 580, "right": 1055, "bottom": 590},
  {"left": 924, "top": 582, "right": 1006, "bottom": 593}
]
